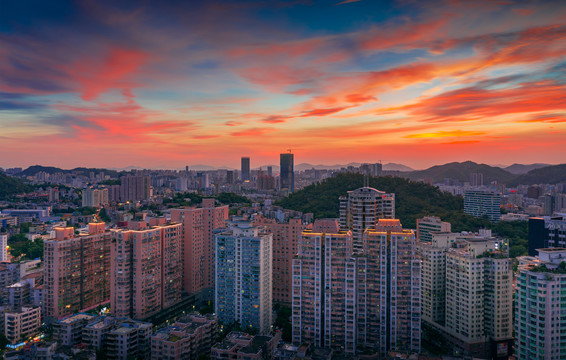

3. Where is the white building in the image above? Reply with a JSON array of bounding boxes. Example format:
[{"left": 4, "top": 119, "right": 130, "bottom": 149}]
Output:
[
  {"left": 416, "top": 216, "right": 451, "bottom": 242},
  {"left": 0, "top": 234, "right": 7, "bottom": 262},
  {"left": 515, "top": 248, "right": 566, "bottom": 360},
  {"left": 339, "top": 187, "right": 395, "bottom": 252}
]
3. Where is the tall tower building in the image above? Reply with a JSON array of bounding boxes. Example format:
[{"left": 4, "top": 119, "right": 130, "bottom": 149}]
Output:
[
  {"left": 170, "top": 199, "right": 229, "bottom": 298},
  {"left": 241, "top": 157, "right": 250, "bottom": 182},
  {"left": 215, "top": 220, "right": 273, "bottom": 334},
  {"left": 292, "top": 219, "right": 421, "bottom": 355},
  {"left": 280, "top": 153, "right": 294, "bottom": 193},
  {"left": 339, "top": 187, "right": 395, "bottom": 252},
  {"left": 516, "top": 248, "right": 566, "bottom": 360},
  {"left": 43, "top": 223, "right": 111, "bottom": 321},
  {"left": 110, "top": 222, "right": 183, "bottom": 319}
]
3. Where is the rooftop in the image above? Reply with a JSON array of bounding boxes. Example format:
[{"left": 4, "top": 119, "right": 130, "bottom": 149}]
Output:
[{"left": 58, "top": 313, "right": 95, "bottom": 324}]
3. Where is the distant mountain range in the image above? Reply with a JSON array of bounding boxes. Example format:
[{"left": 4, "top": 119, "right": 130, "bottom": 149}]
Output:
[
  {"left": 502, "top": 163, "right": 551, "bottom": 174},
  {"left": 406, "top": 161, "right": 566, "bottom": 185},
  {"left": 10, "top": 162, "right": 566, "bottom": 186}
]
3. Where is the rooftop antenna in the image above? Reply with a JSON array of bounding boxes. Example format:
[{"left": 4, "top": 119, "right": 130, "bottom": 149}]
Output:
[{"left": 287, "top": 149, "right": 292, "bottom": 153}]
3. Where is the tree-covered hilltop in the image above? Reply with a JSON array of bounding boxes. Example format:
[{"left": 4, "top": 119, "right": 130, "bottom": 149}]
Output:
[
  {"left": 0, "top": 172, "right": 33, "bottom": 199},
  {"left": 276, "top": 173, "right": 528, "bottom": 257},
  {"left": 277, "top": 173, "right": 461, "bottom": 227}
]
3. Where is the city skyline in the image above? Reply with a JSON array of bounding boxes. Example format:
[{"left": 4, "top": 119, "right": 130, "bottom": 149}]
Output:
[{"left": 1, "top": 0, "right": 566, "bottom": 169}]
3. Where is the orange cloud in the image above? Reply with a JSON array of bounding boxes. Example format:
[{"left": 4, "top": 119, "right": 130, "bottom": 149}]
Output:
[
  {"left": 405, "top": 130, "right": 486, "bottom": 139},
  {"left": 230, "top": 127, "right": 273, "bottom": 137}
]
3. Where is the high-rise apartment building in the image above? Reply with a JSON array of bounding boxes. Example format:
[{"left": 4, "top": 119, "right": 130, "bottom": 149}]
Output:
[
  {"left": 515, "top": 248, "right": 566, "bottom": 360},
  {"left": 416, "top": 216, "right": 451, "bottom": 242},
  {"left": 464, "top": 190, "right": 501, "bottom": 222},
  {"left": 417, "top": 232, "right": 513, "bottom": 359},
  {"left": 215, "top": 221, "right": 273, "bottom": 334},
  {"left": 43, "top": 223, "right": 111, "bottom": 321},
  {"left": 339, "top": 186, "right": 395, "bottom": 251},
  {"left": 528, "top": 216, "right": 566, "bottom": 255},
  {"left": 280, "top": 153, "right": 294, "bottom": 193},
  {"left": 120, "top": 175, "right": 150, "bottom": 202},
  {"left": 0, "top": 234, "right": 7, "bottom": 262},
  {"left": 253, "top": 216, "right": 309, "bottom": 305},
  {"left": 292, "top": 219, "right": 421, "bottom": 355},
  {"left": 82, "top": 188, "right": 109, "bottom": 207},
  {"left": 241, "top": 157, "right": 250, "bottom": 182},
  {"left": 110, "top": 222, "right": 182, "bottom": 319},
  {"left": 171, "top": 199, "right": 229, "bottom": 298}
]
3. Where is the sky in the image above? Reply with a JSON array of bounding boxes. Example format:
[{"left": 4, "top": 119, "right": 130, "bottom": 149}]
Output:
[{"left": 1, "top": 0, "right": 565, "bottom": 170}]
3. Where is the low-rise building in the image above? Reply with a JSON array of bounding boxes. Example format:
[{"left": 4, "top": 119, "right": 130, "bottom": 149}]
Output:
[
  {"left": 4, "top": 306, "right": 41, "bottom": 344},
  {"left": 53, "top": 313, "right": 97, "bottom": 346},
  {"left": 211, "top": 332, "right": 280, "bottom": 360},
  {"left": 152, "top": 313, "right": 218, "bottom": 360}
]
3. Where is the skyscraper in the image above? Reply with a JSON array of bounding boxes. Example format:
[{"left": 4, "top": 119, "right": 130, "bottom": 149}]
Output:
[
  {"left": 215, "top": 220, "right": 273, "bottom": 334},
  {"left": 339, "top": 186, "right": 395, "bottom": 252},
  {"left": 241, "top": 157, "right": 250, "bottom": 182},
  {"left": 292, "top": 218, "right": 421, "bottom": 355},
  {"left": 280, "top": 153, "right": 294, "bottom": 193},
  {"left": 170, "top": 199, "right": 229, "bottom": 298},
  {"left": 416, "top": 216, "right": 451, "bottom": 242},
  {"left": 110, "top": 222, "right": 183, "bottom": 319},
  {"left": 43, "top": 223, "right": 111, "bottom": 321}
]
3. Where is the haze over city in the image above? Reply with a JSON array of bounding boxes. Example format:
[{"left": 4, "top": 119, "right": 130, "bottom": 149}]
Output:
[{"left": 1, "top": 0, "right": 566, "bottom": 169}]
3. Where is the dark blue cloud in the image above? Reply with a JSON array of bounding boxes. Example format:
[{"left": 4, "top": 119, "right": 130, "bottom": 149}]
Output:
[{"left": 0, "top": 93, "right": 46, "bottom": 111}]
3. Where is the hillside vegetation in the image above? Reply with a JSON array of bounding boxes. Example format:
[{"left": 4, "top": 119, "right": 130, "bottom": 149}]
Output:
[
  {"left": 0, "top": 173, "right": 33, "bottom": 199},
  {"left": 277, "top": 173, "right": 528, "bottom": 257}
]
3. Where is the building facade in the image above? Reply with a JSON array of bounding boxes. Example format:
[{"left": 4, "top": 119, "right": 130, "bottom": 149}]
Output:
[
  {"left": 339, "top": 186, "right": 395, "bottom": 252},
  {"left": 515, "top": 248, "right": 566, "bottom": 360},
  {"left": 241, "top": 157, "right": 250, "bottom": 182},
  {"left": 253, "top": 216, "right": 309, "bottom": 305},
  {"left": 464, "top": 190, "right": 501, "bottom": 222},
  {"left": 292, "top": 219, "right": 421, "bottom": 355},
  {"left": 416, "top": 216, "right": 451, "bottom": 242},
  {"left": 215, "top": 221, "right": 273, "bottom": 334},
  {"left": 170, "top": 199, "right": 229, "bottom": 298},
  {"left": 280, "top": 153, "right": 294, "bottom": 193},
  {"left": 110, "top": 222, "right": 183, "bottom": 319},
  {"left": 43, "top": 223, "right": 111, "bottom": 320}
]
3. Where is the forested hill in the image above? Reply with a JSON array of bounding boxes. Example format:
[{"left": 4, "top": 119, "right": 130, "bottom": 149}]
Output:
[
  {"left": 276, "top": 173, "right": 528, "bottom": 256},
  {"left": 0, "top": 173, "right": 32, "bottom": 199},
  {"left": 276, "top": 173, "right": 462, "bottom": 229}
]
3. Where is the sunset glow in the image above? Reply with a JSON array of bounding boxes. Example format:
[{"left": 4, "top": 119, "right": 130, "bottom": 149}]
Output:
[{"left": 1, "top": 0, "right": 565, "bottom": 169}]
